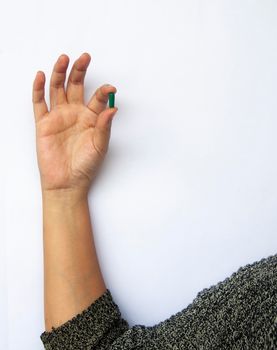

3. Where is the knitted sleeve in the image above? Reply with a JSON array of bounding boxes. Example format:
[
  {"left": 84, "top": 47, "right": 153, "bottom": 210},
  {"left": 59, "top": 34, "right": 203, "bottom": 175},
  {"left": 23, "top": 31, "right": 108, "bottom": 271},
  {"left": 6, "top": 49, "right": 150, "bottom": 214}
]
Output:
[
  {"left": 40, "top": 289, "right": 153, "bottom": 350},
  {"left": 40, "top": 253, "right": 277, "bottom": 350}
]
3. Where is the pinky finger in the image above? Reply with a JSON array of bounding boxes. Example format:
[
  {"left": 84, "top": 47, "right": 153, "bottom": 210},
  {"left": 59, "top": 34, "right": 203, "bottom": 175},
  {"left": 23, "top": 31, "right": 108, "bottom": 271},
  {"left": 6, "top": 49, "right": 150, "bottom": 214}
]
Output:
[{"left": 32, "top": 71, "right": 49, "bottom": 122}]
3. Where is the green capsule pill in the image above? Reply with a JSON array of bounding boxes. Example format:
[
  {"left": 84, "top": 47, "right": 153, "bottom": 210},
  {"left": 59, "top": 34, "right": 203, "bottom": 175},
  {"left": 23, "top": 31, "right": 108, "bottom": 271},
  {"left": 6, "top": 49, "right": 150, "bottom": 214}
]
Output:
[{"left": 108, "top": 92, "right": 115, "bottom": 108}]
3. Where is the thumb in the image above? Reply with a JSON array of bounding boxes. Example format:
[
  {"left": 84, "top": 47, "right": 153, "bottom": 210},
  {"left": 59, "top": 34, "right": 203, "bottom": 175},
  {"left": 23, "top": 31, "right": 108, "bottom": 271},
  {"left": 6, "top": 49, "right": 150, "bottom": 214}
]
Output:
[{"left": 94, "top": 107, "right": 118, "bottom": 156}]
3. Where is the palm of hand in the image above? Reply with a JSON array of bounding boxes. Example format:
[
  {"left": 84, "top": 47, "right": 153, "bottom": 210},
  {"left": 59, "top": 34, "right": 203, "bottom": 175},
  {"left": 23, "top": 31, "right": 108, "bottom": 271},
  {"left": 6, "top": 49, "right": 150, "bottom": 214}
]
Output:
[
  {"left": 37, "top": 103, "right": 103, "bottom": 191},
  {"left": 32, "top": 53, "right": 118, "bottom": 192}
]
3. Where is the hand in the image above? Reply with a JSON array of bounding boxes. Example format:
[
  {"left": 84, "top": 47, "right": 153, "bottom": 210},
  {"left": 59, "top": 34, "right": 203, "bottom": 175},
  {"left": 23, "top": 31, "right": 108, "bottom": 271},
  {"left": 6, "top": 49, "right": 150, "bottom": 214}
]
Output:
[{"left": 32, "top": 52, "right": 118, "bottom": 195}]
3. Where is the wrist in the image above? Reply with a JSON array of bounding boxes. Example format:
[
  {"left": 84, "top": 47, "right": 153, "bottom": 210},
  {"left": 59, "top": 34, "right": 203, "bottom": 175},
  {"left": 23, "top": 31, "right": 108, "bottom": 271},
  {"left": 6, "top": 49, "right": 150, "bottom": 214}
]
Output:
[{"left": 41, "top": 188, "right": 88, "bottom": 207}]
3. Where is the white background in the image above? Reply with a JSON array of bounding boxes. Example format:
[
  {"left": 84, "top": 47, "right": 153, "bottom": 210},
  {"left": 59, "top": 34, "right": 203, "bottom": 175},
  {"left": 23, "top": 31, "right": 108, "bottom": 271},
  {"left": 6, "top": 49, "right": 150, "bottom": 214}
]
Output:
[{"left": 1, "top": 1, "right": 277, "bottom": 349}]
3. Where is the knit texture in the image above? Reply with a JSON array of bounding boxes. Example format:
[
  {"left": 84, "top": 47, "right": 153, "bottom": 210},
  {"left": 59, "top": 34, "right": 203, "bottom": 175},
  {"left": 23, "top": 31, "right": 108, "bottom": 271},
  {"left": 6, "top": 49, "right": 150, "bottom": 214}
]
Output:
[{"left": 40, "top": 253, "right": 277, "bottom": 349}]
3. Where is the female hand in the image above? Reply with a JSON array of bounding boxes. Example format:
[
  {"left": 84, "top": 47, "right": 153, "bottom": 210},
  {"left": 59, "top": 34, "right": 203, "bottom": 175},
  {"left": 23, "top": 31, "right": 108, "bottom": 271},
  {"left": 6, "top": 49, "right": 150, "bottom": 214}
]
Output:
[{"left": 32, "top": 52, "right": 118, "bottom": 196}]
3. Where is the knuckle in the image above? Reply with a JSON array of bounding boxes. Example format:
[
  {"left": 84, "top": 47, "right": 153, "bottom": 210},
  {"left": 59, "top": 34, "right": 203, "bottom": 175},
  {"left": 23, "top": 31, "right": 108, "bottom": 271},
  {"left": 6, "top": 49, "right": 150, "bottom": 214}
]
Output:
[
  {"left": 50, "top": 75, "right": 65, "bottom": 88},
  {"left": 69, "top": 72, "right": 84, "bottom": 85},
  {"left": 96, "top": 88, "right": 107, "bottom": 104}
]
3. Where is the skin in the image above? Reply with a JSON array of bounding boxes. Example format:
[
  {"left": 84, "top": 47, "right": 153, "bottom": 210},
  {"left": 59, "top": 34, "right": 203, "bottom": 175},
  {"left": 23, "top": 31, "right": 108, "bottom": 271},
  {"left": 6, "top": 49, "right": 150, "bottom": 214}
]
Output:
[{"left": 32, "top": 52, "right": 118, "bottom": 331}]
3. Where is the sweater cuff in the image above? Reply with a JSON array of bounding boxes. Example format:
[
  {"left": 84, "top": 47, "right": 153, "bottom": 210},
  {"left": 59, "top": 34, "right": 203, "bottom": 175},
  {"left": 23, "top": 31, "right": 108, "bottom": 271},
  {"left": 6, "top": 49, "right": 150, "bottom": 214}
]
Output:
[{"left": 40, "top": 289, "right": 124, "bottom": 350}]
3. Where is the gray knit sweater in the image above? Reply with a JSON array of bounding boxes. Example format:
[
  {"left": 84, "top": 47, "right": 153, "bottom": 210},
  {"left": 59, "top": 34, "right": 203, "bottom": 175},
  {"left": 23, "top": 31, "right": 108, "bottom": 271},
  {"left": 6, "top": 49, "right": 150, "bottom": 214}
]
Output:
[{"left": 40, "top": 253, "right": 277, "bottom": 349}]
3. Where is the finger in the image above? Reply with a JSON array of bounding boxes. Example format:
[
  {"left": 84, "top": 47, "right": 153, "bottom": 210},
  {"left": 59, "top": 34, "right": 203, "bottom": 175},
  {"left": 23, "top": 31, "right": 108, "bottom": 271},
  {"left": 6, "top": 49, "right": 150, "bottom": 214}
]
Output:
[
  {"left": 32, "top": 71, "right": 49, "bottom": 122},
  {"left": 49, "top": 54, "right": 70, "bottom": 109},
  {"left": 87, "top": 84, "right": 117, "bottom": 115},
  {"left": 66, "top": 52, "right": 91, "bottom": 105},
  {"left": 94, "top": 107, "right": 118, "bottom": 156}
]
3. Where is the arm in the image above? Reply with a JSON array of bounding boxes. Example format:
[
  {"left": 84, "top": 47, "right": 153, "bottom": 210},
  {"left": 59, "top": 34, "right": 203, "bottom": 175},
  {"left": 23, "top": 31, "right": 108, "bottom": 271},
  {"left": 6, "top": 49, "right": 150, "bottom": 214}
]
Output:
[
  {"left": 41, "top": 188, "right": 106, "bottom": 331},
  {"left": 32, "top": 53, "right": 127, "bottom": 341},
  {"left": 32, "top": 52, "right": 118, "bottom": 331},
  {"left": 32, "top": 53, "right": 157, "bottom": 349}
]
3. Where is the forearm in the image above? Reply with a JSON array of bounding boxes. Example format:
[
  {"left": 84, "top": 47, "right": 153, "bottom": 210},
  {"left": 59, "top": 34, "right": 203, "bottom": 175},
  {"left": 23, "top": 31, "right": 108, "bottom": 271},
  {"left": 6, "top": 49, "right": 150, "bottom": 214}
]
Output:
[{"left": 41, "top": 189, "right": 106, "bottom": 332}]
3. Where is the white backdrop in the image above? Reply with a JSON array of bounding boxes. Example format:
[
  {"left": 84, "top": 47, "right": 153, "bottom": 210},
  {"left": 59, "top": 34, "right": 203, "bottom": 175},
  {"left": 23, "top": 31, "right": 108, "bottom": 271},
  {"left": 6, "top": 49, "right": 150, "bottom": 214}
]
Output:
[{"left": 1, "top": 1, "right": 277, "bottom": 349}]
